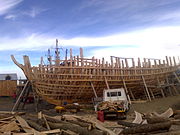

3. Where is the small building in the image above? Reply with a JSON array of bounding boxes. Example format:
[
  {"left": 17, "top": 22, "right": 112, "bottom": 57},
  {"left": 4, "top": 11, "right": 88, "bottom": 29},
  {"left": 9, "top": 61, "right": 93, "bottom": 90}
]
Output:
[{"left": 0, "top": 73, "right": 17, "bottom": 96}]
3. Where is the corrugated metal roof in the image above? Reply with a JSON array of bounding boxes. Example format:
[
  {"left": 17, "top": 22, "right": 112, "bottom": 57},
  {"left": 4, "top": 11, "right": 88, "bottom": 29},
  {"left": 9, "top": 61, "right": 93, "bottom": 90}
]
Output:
[{"left": 0, "top": 73, "right": 17, "bottom": 80}]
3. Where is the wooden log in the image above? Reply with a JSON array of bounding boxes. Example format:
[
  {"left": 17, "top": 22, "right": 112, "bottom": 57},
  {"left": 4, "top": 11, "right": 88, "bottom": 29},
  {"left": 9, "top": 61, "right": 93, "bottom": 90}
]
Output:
[
  {"left": 146, "top": 117, "right": 169, "bottom": 124},
  {"left": 174, "top": 114, "right": 180, "bottom": 119},
  {"left": 119, "top": 121, "right": 171, "bottom": 135},
  {"left": 117, "top": 120, "right": 140, "bottom": 127},
  {"left": 26, "top": 119, "right": 47, "bottom": 131},
  {"left": 173, "top": 110, "right": 180, "bottom": 115},
  {"left": 66, "top": 120, "right": 93, "bottom": 130},
  {"left": 15, "top": 116, "right": 41, "bottom": 134},
  {"left": 48, "top": 121, "right": 104, "bottom": 135}
]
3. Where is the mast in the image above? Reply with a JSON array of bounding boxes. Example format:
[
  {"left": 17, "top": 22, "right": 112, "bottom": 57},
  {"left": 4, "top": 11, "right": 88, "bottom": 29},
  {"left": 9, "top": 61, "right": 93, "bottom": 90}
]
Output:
[
  {"left": 47, "top": 49, "right": 52, "bottom": 66},
  {"left": 55, "top": 39, "right": 60, "bottom": 65}
]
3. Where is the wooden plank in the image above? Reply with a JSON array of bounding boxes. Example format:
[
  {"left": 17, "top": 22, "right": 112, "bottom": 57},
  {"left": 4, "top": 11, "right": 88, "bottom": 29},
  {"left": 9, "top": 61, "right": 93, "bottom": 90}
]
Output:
[
  {"left": 122, "top": 79, "right": 131, "bottom": 104},
  {"left": 142, "top": 76, "right": 151, "bottom": 101},
  {"left": 11, "top": 81, "right": 29, "bottom": 112},
  {"left": 15, "top": 116, "right": 41, "bottom": 134},
  {"left": 104, "top": 77, "right": 110, "bottom": 89},
  {"left": 90, "top": 82, "right": 97, "bottom": 98}
]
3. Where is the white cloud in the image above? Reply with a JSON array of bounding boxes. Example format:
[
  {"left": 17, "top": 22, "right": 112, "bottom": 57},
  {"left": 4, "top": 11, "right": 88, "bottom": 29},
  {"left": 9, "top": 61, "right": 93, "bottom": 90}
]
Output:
[
  {"left": 23, "top": 7, "right": 47, "bottom": 18},
  {"left": 0, "top": 26, "right": 180, "bottom": 60},
  {"left": 0, "top": 0, "right": 22, "bottom": 15},
  {"left": 4, "top": 14, "right": 16, "bottom": 20}
]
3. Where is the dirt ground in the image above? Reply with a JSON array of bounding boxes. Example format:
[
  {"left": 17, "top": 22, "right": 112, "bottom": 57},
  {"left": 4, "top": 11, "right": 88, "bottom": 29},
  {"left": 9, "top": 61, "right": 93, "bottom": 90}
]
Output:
[{"left": 0, "top": 95, "right": 180, "bottom": 134}]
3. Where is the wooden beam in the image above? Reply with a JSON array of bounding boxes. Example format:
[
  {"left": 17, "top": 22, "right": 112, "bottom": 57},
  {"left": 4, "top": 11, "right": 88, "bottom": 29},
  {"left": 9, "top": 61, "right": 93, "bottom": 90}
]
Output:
[
  {"left": 174, "top": 72, "right": 180, "bottom": 83},
  {"left": 90, "top": 82, "right": 97, "bottom": 98},
  {"left": 11, "top": 81, "right": 29, "bottom": 112},
  {"left": 104, "top": 77, "right": 110, "bottom": 89},
  {"left": 157, "top": 77, "right": 165, "bottom": 98},
  {"left": 122, "top": 79, "right": 131, "bottom": 104},
  {"left": 142, "top": 76, "right": 151, "bottom": 101}
]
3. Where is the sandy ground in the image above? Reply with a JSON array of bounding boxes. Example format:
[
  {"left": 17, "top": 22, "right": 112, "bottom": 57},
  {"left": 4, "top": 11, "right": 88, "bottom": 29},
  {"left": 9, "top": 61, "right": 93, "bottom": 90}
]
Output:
[{"left": 0, "top": 95, "right": 180, "bottom": 134}]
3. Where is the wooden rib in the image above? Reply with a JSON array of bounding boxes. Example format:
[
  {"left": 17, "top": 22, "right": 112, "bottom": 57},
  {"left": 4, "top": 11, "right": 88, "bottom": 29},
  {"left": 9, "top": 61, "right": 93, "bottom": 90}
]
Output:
[{"left": 11, "top": 50, "right": 180, "bottom": 105}]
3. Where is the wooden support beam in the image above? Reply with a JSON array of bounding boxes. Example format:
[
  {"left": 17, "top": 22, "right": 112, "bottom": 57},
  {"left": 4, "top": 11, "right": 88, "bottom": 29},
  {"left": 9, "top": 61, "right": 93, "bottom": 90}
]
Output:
[
  {"left": 171, "top": 85, "right": 179, "bottom": 95},
  {"left": 157, "top": 77, "right": 165, "bottom": 98},
  {"left": 174, "top": 72, "right": 180, "bottom": 83},
  {"left": 129, "top": 88, "right": 135, "bottom": 100},
  {"left": 104, "top": 77, "right": 110, "bottom": 89},
  {"left": 173, "top": 56, "right": 176, "bottom": 66},
  {"left": 166, "top": 56, "right": 169, "bottom": 66},
  {"left": 11, "top": 81, "right": 29, "bottom": 112},
  {"left": 169, "top": 57, "right": 172, "bottom": 66},
  {"left": 90, "top": 82, "right": 97, "bottom": 98},
  {"left": 166, "top": 76, "right": 173, "bottom": 96},
  {"left": 142, "top": 76, "right": 151, "bottom": 101},
  {"left": 149, "top": 88, "right": 155, "bottom": 99},
  {"left": 122, "top": 79, "right": 131, "bottom": 104}
]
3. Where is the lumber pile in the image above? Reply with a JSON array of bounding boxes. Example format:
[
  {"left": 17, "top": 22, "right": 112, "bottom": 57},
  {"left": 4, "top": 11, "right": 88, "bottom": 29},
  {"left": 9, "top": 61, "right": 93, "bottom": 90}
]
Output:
[
  {"left": 0, "top": 111, "right": 115, "bottom": 135},
  {"left": 117, "top": 108, "right": 180, "bottom": 134},
  {"left": 97, "top": 101, "right": 125, "bottom": 112}
]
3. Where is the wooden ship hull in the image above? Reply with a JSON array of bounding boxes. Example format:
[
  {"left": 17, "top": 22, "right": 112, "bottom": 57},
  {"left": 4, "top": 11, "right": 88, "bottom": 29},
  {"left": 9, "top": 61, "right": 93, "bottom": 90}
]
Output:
[{"left": 11, "top": 47, "right": 180, "bottom": 105}]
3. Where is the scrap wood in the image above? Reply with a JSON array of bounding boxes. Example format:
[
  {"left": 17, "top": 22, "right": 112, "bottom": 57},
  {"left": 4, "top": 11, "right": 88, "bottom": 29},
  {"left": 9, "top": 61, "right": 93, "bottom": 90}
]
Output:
[
  {"left": 0, "top": 116, "right": 14, "bottom": 121},
  {"left": 38, "top": 111, "right": 42, "bottom": 119},
  {"left": 12, "top": 129, "right": 62, "bottom": 135},
  {"left": 153, "top": 108, "right": 174, "bottom": 118},
  {"left": 146, "top": 116, "right": 169, "bottom": 124},
  {"left": 0, "top": 111, "right": 25, "bottom": 115},
  {"left": 61, "top": 129, "right": 78, "bottom": 135},
  {"left": 117, "top": 120, "right": 140, "bottom": 127},
  {"left": 54, "top": 115, "right": 96, "bottom": 130},
  {"left": 174, "top": 114, "right": 180, "bottom": 119},
  {"left": 119, "top": 121, "right": 172, "bottom": 135},
  {"left": 15, "top": 116, "right": 42, "bottom": 135},
  {"left": 42, "top": 114, "right": 50, "bottom": 130},
  {"left": 132, "top": 111, "right": 143, "bottom": 124},
  {"left": 66, "top": 119, "right": 93, "bottom": 130},
  {"left": 26, "top": 119, "right": 47, "bottom": 131},
  {"left": 171, "top": 119, "right": 180, "bottom": 125},
  {"left": 173, "top": 110, "right": 180, "bottom": 115},
  {"left": 48, "top": 121, "right": 104, "bottom": 135},
  {"left": 65, "top": 115, "right": 116, "bottom": 135},
  {"left": 0, "top": 121, "right": 20, "bottom": 133}
]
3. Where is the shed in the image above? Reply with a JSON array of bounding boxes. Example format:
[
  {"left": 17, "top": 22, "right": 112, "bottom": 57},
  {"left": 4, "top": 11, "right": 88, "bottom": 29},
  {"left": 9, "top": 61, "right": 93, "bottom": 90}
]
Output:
[{"left": 0, "top": 73, "right": 17, "bottom": 96}]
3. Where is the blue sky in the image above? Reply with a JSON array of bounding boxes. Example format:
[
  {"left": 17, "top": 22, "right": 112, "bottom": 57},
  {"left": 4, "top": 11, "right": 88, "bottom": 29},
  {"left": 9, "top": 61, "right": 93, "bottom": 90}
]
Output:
[{"left": 0, "top": 0, "right": 180, "bottom": 78}]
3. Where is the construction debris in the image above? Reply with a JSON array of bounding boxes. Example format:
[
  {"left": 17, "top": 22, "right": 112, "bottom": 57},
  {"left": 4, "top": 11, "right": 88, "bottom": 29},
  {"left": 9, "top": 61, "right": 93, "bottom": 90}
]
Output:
[
  {"left": 118, "top": 108, "right": 180, "bottom": 134},
  {"left": 0, "top": 111, "right": 117, "bottom": 135}
]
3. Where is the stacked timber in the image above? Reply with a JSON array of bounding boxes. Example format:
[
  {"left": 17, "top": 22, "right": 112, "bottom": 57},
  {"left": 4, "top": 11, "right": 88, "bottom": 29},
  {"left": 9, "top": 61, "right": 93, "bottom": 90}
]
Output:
[
  {"left": 97, "top": 101, "right": 124, "bottom": 112},
  {"left": 11, "top": 41, "right": 180, "bottom": 105}
]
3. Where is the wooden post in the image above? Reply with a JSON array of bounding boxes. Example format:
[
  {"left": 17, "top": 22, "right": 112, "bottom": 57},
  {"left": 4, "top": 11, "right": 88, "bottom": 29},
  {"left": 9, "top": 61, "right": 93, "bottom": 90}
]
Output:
[
  {"left": 138, "top": 58, "right": 141, "bottom": 67},
  {"left": 142, "top": 76, "right": 151, "bottom": 101},
  {"left": 90, "top": 82, "right": 97, "bottom": 98},
  {"left": 166, "top": 76, "right": 173, "bottom": 96},
  {"left": 173, "top": 72, "right": 180, "bottom": 83},
  {"left": 122, "top": 79, "right": 131, "bottom": 104},
  {"left": 129, "top": 88, "right": 135, "bottom": 100},
  {"left": 104, "top": 77, "right": 110, "bottom": 89},
  {"left": 171, "top": 85, "right": 179, "bottom": 95},
  {"left": 173, "top": 56, "right": 176, "bottom": 66},
  {"left": 157, "top": 77, "right": 165, "bottom": 98},
  {"left": 125, "top": 58, "right": 129, "bottom": 68},
  {"left": 80, "top": 48, "right": 84, "bottom": 67},
  {"left": 149, "top": 88, "right": 155, "bottom": 99},
  {"left": 11, "top": 81, "right": 29, "bottom": 112},
  {"left": 169, "top": 57, "right": 172, "bottom": 66},
  {"left": 165, "top": 56, "right": 169, "bottom": 66}
]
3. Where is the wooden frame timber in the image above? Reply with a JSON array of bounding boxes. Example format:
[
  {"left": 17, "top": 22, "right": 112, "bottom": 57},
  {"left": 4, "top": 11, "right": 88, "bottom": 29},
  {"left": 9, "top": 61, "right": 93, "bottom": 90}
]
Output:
[{"left": 11, "top": 47, "right": 180, "bottom": 105}]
